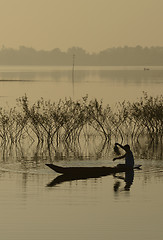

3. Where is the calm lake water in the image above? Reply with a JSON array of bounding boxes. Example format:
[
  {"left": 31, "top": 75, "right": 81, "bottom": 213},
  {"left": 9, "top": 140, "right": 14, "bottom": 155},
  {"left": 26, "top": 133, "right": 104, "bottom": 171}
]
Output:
[
  {"left": 0, "top": 65, "right": 163, "bottom": 106},
  {"left": 0, "top": 66, "right": 162, "bottom": 240}
]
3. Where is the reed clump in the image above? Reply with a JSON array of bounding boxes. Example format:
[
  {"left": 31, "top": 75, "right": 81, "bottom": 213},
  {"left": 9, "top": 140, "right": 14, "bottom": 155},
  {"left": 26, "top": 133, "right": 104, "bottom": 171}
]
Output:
[
  {"left": 129, "top": 92, "right": 163, "bottom": 142},
  {"left": 0, "top": 93, "right": 162, "bottom": 146}
]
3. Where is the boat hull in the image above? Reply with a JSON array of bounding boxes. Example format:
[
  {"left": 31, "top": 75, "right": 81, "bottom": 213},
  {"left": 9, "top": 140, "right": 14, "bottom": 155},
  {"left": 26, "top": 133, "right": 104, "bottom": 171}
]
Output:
[{"left": 46, "top": 164, "right": 141, "bottom": 176}]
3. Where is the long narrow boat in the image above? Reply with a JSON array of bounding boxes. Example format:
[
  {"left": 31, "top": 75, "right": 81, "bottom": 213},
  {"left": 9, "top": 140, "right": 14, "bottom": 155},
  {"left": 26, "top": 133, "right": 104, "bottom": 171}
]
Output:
[{"left": 46, "top": 164, "right": 142, "bottom": 176}]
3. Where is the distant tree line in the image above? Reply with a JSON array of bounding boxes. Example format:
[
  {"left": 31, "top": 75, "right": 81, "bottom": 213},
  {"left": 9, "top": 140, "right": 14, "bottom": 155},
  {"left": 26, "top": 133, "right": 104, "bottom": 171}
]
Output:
[{"left": 0, "top": 45, "right": 163, "bottom": 66}]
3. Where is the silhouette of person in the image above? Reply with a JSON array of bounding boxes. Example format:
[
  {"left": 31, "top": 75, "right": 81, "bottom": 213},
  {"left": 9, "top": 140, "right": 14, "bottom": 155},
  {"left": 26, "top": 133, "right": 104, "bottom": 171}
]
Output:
[{"left": 113, "top": 143, "right": 134, "bottom": 169}]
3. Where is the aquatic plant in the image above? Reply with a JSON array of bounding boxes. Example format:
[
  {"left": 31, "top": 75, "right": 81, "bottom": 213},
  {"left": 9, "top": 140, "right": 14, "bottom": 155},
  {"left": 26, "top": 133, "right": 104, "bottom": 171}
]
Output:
[
  {"left": 0, "top": 93, "right": 162, "bottom": 149},
  {"left": 130, "top": 92, "right": 163, "bottom": 142}
]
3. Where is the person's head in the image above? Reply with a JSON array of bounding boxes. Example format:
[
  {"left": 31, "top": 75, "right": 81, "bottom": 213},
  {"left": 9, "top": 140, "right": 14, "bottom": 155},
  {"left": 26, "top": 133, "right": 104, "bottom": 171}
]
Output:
[{"left": 124, "top": 144, "right": 130, "bottom": 152}]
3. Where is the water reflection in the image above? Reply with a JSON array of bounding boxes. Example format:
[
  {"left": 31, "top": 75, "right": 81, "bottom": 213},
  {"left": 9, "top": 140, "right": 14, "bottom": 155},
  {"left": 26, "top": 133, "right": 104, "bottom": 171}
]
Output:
[
  {"left": 113, "top": 170, "right": 134, "bottom": 192},
  {"left": 0, "top": 66, "right": 163, "bottom": 108},
  {"left": 47, "top": 172, "right": 114, "bottom": 187},
  {"left": 0, "top": 66, "right": 163, "bottom": 84},
  {"left": 0, "top": 139, "right": 162, "bottom": 169},
  {"left": 46, "top": 167, "right": 136, "bottom": 193}
]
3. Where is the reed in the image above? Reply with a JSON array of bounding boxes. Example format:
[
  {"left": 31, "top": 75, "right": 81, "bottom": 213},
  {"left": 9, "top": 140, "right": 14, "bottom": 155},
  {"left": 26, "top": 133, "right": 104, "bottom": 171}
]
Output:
[
  {"left": 0, "top": 93, "right": 162, "bottom": 147},
  {"left": 129, "top": 92, "right": 163, "bottom": 142}
]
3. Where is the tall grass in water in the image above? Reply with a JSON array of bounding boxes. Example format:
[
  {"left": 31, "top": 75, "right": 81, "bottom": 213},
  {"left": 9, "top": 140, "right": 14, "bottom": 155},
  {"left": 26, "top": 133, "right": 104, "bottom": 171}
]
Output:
[
  {"left": 0, "top": 93, "right": 162, "bottom": 150},
  {"left": 129, "top": 92, "right": 163, "bottom": 142}
]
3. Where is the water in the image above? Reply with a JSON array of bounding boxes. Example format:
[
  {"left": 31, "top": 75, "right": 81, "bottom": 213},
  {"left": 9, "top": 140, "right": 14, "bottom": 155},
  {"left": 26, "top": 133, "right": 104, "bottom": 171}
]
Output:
[
  {"left": 0, "top": 66, "right": 162, "bottom": 240},
  {"left": 0, "top": 160, "right": 163, "bottom": 240},
  {"left": 0, "top": 65, "right": 163, "bottom": 106}
]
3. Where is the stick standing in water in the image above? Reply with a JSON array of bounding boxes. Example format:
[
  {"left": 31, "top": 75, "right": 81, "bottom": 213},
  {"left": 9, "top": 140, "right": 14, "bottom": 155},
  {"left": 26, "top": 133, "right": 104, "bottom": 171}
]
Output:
[{"left": 72, "top": 54, "right": 75, "bottom": 97}]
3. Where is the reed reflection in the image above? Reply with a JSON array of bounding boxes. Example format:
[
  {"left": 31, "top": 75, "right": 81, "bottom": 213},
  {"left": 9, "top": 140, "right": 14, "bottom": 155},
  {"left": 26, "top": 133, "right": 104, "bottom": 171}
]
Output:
[{"left": 0, "top": 139, "right": 162, "bottom": 168}]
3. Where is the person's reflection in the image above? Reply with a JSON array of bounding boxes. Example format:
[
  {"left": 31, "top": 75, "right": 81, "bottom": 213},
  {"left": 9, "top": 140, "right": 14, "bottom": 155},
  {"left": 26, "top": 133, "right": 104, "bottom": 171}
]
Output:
[{"left": 113, "top": 169, "right": 134, "bottom": 192}]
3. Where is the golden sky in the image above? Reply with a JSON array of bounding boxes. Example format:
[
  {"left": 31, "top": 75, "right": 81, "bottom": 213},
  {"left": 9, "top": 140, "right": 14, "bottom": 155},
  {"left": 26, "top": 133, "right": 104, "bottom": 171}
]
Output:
[{"left": 0, "top": 0, "right": 163, "bottom": 52}]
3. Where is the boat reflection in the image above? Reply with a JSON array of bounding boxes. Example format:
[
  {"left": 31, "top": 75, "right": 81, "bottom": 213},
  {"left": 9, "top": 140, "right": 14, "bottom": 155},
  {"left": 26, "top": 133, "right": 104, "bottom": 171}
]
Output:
[
  {"left": 46, "top": 169, "right": 135, "bottom": 190},
  {"left": 46, "top": 172, "right": 113, "bottom": 187}
]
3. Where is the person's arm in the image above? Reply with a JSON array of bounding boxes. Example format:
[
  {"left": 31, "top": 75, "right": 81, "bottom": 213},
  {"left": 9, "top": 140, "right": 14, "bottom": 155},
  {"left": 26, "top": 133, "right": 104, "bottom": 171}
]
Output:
[
  {"left": 115, "top": 143, "right": 125, "bottom": 151},
  {"left": 113, "top": 154, "right": 126, "bottom": 161}
]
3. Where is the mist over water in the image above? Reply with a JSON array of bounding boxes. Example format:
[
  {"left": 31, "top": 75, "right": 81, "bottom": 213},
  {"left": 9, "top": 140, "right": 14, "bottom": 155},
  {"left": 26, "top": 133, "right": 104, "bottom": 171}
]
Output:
[{"left": 0, "top": 66, "right": 162, "bottom": 240}]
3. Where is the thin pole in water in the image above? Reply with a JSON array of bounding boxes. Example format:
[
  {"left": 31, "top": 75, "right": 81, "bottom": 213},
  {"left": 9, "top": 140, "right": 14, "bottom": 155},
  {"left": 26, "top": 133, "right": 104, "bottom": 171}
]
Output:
[{"left": 72, "top": 54, "right": 75, "bottom": 97}]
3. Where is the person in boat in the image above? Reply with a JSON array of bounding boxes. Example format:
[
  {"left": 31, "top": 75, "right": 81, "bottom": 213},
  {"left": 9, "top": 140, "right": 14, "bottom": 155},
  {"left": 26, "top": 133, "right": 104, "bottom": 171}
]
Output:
[{"left": 113, "top": 143, "right": 134, "bottom": 169}]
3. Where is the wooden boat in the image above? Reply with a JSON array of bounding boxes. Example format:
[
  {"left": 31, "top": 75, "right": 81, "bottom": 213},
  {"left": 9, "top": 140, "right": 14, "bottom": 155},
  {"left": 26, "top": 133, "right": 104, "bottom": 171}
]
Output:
[{"left": 46, "top": 164, "right": 142, "bottom": 176}]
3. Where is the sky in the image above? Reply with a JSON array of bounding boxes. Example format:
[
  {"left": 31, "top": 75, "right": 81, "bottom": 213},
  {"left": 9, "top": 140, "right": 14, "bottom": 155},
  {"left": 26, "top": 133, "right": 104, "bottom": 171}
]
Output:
[{"left": 0, "top": 0, "right": 163, "bottom": 53}]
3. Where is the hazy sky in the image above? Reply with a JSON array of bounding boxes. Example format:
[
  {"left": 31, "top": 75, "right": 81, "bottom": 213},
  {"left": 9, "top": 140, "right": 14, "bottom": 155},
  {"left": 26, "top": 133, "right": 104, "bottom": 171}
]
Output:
[{"left": 0, "top": 0, "right": 163, "bottom": 52}]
